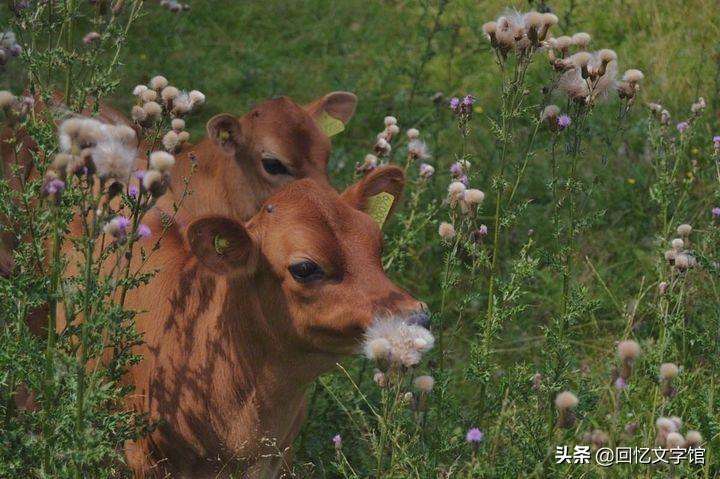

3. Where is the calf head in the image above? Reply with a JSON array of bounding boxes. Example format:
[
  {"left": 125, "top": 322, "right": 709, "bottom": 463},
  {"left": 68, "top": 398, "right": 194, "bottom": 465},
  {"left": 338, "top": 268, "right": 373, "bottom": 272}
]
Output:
[
  {"left": 205, "top": 92, "right": 357, "bottom": 193},
  {"left": 186, "top": 166, "right": 425, "bottom": 356}
]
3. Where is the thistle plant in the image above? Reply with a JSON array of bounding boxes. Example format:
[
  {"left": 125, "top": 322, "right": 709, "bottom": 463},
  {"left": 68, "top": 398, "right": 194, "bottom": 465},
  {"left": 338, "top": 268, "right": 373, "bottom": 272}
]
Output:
[{"left": 0, "top": 2, "right": 205, "bottom": 476}]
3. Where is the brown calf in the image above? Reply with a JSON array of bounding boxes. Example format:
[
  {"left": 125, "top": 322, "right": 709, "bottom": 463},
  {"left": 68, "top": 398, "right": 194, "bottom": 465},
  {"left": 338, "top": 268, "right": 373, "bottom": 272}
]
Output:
[
  {"left": 159, "top": 91, "right": 357, "bottom": 222},
  {"left": 1, "top": 91, "right": 356, "bottom": 266},
  {"left": 117, "top": 167, "right": 425, "bottom": 478}
]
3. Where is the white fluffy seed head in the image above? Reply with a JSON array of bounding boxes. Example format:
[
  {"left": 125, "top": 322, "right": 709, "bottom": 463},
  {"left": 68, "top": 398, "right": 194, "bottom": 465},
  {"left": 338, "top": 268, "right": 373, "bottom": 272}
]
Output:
[
  {"left": 140, "top": 89, "right": 158, "bottom": 103},
  {"left": 656, "top": 417, "right": 676, "bottom": 432},
  {"left": 554, "top": 36, "right": 573, "bottom": 50},
  {"left": 541, "top": 12, "right": 558, "bottom": 27},
  {"left": 623, "top": 69, "right": 644, "bottom": 83},
  {"left": 670, "top": 416, "right": 683, "bottom": 430},
  {"left": 408, "top": 139, "right": 430, "bottom": 160},
  {"left": 524, "top": 11, "right": 543, "bottom": 29},
  {"left": 142, "top": 169, "right": 163, "bottom": 191},
  {"left": 414, "top": 375, "right": 435, "bottom": 393},
  {"left": 671, "top": 238, "right": 684, "bottom": 251},
  {"left": 386, "top": 124, "right": 400, "bottom": 136},
  {"left": 149, "top": 151, "right": 175, "bottom": 172},
  {"left": 406, "top": 128, "right": 420, "bottom": 139},
  {"left": 438, "top": 222, "right": 456, "bottom": 240},
  {"left": 571, "top": 32, "right": 591, "bottom": 48},
  {"left": 383, "top": 115, "right": 397, "bottom": 126},
  {"left": 617, "top": 340, "right": 641, "bottom": 361},
  {"left": 0, "top": 90, "right": 16, "bottom": 109},
  {"left": 58, "top": 117, "right": 104, "bottom": 151},
  {"left": 178, "top": 131, "right": 190, "bottom": 143},
  {"left": 162, "top": 130, "right": 179, "bottom": 151},
  {"left": 363, "top": 154, "right": 378, "bottom": 169},
  {"left": 659, "top": 362, "right": 679, "bottom": 380},
  {"left": 52, "top": 153, "right": 73, "bottom": 171},
  {"left": 674, "top": 253, "right": 691, "bottom": 270},
  {"left": 131, "top": 105, "right": 147, "bottom": 122},
  {"left": 363, "top": 317, "right": 434, "bottom": 367},
  {"left": 91, "top": 139, "right": 137, "bottom": 182},
  {"left": 375, "top": 137, "right": 391, "bottom": 155},
  {"left": 171, "top": 118, "right": 185, "bottom": 131},
  {"left": 133, "top": 84, "right": 148, "bottom": 96},
  {"left": 666, "top": 432, "right": 684, "bottom": 449},
  {"left": 172, "top": 91, "right": 194, "bottom": 114},
  {"left": 143, "top": 101, "right": 162, "bottom": 119},
  {"left": 598, "top": 49, "right": 617, "bottom": 64},
  {"left": 161, "top": 86, "right": 180, "bottom": 102},
  {"left": 463, "top": 189, "right": 485, "bottom": 205},
  {"left": 149, "top": 75, "right": 168, "bottom": 91},
  {"left": 570, "top": 51, "right": 592, "bottom": 68},
  {"left": 542, "top": 104, "right": 560, "bottom": 121},
  {"left": 482, "top": 21, "right": 497, "bottom": 36},
  {"left": 685, "top": 430, "right": 702, "bottom": 446},
  {"left": 364, "top": 338, "right": 392, "bottom": 361},
  {"left": 448, "top": 181, "right": 466, "bottom": 197},
  {"left": 677, "top": 224, "right": 692, "bottom": 236},
  {"left": 112, "top": 125, "right": 137, "bottom": 146},
  {"left": 189, "top": 90, "right": 205, "bottom": 106},
  {"left": 555, "top": 391, "right": 578, "bottom": 410}
]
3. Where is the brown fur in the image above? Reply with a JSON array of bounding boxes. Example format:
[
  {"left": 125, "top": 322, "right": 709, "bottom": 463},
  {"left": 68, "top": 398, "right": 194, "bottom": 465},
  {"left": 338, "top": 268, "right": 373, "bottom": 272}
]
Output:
[
  {"left": 89, "top": 172, "right": 421, "bottom": 478},
  {"left": 160, "top": 92, "right": 357, "bottom": 223}
]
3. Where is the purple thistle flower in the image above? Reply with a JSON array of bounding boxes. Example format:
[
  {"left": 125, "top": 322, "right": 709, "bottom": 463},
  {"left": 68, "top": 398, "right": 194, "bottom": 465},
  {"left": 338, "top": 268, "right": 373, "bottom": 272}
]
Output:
[
  {"left": 116, "top": 216, "right": 131, "bottom": 234},
  {"left": 478, "top": 224, "right": 488, "bottom": 236},
  {"left": 713, "top": 135, "right": 720, "bottom": 148},
  {"left": 466, "top": 427, "right": 484, "bottom": 443},
  {"left": 462, "top": 94, "right": 474, "bottom": 106},
  {"left": 128, "top": 185, "right": 139, "bottom": 198},
  {"left": 450, "top": 162, "right": 463, "bottom": 177},
  {"left": 557, "top": 115, "right": 571, "bottom": 130},
  {"left": 712, "top": 207, "right": 720, "bottom": 219},
  {"left": 676, "top": 121, "right": 689, "bottom": 133},
  {"left": 458, "top": 175, "right": 469, "bottom": 186},
  {"left": 614, "top": 377, "right": 627, "bottom": 391},
  {"left": 332, "top": 434, "right": 342, "bottom": 449},
  {"left": 134, "top": 170, "right": 146, "bottom": 180},
  {"left": 449, "top": 97, "right": 460, "bottom": 112},
  {"left": 137, "top": 224, "right": 151, "bottom": 239},
  {"left": 419, "top": 163, "right": 434, "bottom": 178},
  {"left": 44, "top": 179, "right": 65, "bottom": 195}
]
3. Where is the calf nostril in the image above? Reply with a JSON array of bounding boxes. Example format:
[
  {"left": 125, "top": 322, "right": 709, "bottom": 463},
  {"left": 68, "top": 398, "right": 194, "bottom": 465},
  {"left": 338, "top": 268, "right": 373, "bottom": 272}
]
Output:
[{"left": 407, "top": 310, "right": 430, "bottom": 328}]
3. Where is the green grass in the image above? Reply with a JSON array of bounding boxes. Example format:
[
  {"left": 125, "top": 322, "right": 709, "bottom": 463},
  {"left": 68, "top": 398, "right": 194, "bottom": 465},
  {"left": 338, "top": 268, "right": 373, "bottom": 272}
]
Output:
[{"left": 110, "top": 1, "right": 720, "bottom": 476}]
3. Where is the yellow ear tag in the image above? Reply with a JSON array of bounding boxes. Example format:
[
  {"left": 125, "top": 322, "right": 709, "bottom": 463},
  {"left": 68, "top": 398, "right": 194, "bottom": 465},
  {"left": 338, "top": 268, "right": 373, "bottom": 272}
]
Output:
[
  {"left": 218, "top": 129, "right": 230, "bottom": 142},
  {"left": 365, "top": 192, "right": 395, "bottom": 227},
  {"left": 214, "top": 235, "right": 229, "bottom": 255},
  {"left": 316, "top": 111, "right": 345, "bottom": 137}
]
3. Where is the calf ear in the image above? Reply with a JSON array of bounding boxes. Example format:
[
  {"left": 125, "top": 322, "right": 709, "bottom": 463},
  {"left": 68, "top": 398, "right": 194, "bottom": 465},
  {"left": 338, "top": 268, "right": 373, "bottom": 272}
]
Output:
[
  {"left": 187, "top": 216, "right": 257, "bottom": 276},
  {"left": 341, "top": 165, "right": 404, "bottom": 228},
  {"left": 206, "top": 114, "right": 243, "bottom": 154},
  {"left": 304, "top": 92, "right": 358, "bottom": 137}
]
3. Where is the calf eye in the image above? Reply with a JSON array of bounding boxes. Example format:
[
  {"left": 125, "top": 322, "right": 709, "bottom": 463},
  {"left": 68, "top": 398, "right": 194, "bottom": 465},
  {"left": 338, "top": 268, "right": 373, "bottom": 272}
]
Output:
[
  {"left": 288, "top": 260, "right": 324, "bottom": 283},
  {"left": 262, "top": 157, "right": 290, "bottom": 176}
]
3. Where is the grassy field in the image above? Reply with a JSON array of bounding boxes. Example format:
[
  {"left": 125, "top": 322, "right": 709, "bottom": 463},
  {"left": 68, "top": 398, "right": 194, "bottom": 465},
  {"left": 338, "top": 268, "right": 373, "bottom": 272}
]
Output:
[
  {"left": 2, "top": 0, "right": 720, "bottom": 477},
  {"left": 85, "top": 0, "right": 720, "bottom": 476}
]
